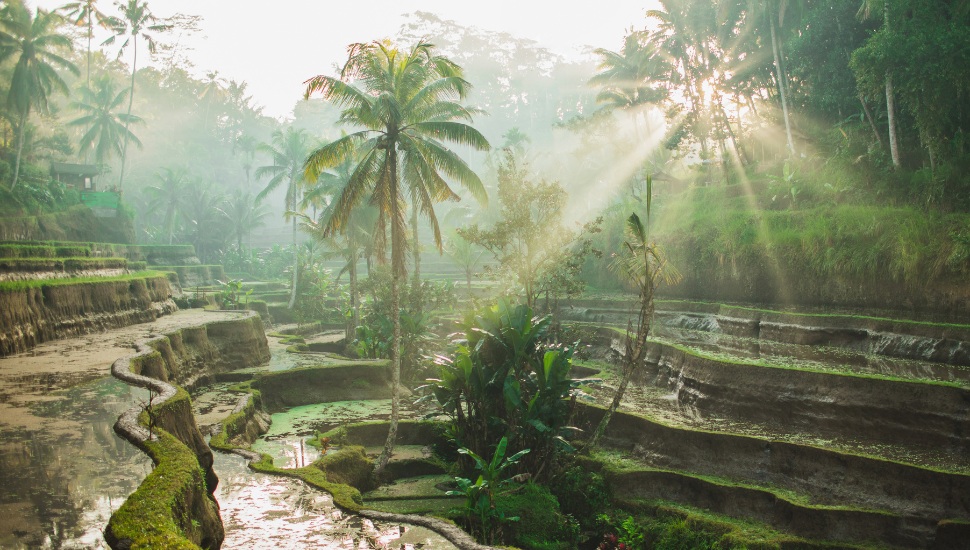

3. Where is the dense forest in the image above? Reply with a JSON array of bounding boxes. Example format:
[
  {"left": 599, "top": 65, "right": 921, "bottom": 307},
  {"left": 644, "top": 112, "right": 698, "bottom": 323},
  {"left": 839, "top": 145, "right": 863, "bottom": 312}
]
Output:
[{"left": 0, "top": 0, "right": 969, "bottom": 297}]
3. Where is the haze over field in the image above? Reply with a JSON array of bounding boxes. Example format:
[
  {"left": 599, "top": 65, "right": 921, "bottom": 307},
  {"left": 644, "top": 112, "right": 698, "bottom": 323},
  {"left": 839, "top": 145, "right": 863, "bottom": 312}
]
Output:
[{"left": 31, "top": 0, "right": 658, "bottom": 119}]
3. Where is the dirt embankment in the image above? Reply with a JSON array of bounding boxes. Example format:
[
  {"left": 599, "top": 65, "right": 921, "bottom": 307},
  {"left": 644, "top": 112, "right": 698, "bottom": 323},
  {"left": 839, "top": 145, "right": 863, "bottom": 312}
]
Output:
[
  {"left": 106, "top": 310, "right": 271, "bottom": 550},
  {"left": 0, "top": 275, "right": 179, "bottom": 356}
]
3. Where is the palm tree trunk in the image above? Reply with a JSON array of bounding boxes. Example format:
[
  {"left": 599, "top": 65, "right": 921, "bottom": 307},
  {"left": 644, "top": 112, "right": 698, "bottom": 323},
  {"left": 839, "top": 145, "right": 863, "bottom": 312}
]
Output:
[
  {"left": 591, "top": 281, "right": 654, "bottom": 447},
  {"left": 375, "top": 149, "right": 402, "bottom": 477},
  {"left": 348, "top": 251, "right": 359, "bottom": 341},
  {"left": 884, "top": 1, "right": 901, "bottom": 169},
  {"left": 859, "top": 94, "right": 885, "bottom": 149},
  {"left": 410, "top": 201, "right": 421, "bottom": 314},
  {"left": 287, "top": 212, "right": 298, "bottom": 309},
  {"left": 10, "top": 108, "right": 28, "bottom": 191},
  {"left": 119, "top": 37, "right": 137, "bottom": 193},
  {"left": 770, "top": 15, "right": 796, "bottom": 158}
]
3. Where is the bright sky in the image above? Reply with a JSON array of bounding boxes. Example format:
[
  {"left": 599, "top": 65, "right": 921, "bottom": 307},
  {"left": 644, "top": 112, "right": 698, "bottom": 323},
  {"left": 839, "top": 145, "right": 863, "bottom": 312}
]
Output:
[{"left": 32, "top": 0, "right": 659, "bottom": 119}]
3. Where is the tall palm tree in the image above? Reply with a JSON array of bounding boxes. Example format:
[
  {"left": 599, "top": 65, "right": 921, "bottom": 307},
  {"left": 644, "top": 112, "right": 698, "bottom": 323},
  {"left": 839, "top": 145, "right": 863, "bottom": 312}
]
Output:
[
  {"left": 144, "top": 166, "right": 189, "bottom": 245},
  {"left": 0, "top": 3, "right": 78, "bottom": 190},
  {"left": 183, "top": 179, "right": 229, "bottom": 264},
  {"left": 68, "top": 73, "right": 143, "bottom": 168},
  {"left": 255, "top": 127, "right": 313, "bottom": 309},
  {"left": 224, "top": 188, "right": 269, "bottom": 252},
  {"left": 199, "top": 70, "right": 225, "bottom": 131},
  {"left": 59, "top": 0, "right": 110, "bottom": 90},
  {"left": 858, "top": 0, "right": 901, "bottom": 169},
  {"left": 589, "top": 32, "right": 669, "bottom": 140},
  {"left": 591, "top": 177, "right": 680, "bottom": 447},
  {"left": 303, "top": 40, "right": 490, "bottom": 475},
  {"left": 103, "top": 0, "right": 171, "bottom": 192},
  {"left": 235, "top": 134, "right": 258, "bottom": 192}
]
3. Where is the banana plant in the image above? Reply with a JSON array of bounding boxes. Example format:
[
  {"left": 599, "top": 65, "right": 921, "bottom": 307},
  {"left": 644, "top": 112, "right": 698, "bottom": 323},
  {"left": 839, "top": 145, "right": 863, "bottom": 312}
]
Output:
[{"left": 447, "top": 436, "right": 529, "bottom": 544}]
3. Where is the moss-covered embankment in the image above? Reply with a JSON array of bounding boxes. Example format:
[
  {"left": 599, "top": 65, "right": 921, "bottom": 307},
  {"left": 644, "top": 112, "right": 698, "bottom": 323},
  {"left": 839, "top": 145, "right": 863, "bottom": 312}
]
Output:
[
  {"left": 251, "top": 361, "right": 395, "bottom": 410},
  {"left": 0, "top": 273, "right": 180, "bottom": 356},
  {"left": 0, "top": 257, "right": 131, "bottom": 281},
  {"left": 106, "top": 310, "right": 271, "bottom": 550},
  {"left": 576, "top": 403, "right": 970, "bottom": 527},
  {"left": 636, "top": 338, "right": 970, "bottom": 452}
]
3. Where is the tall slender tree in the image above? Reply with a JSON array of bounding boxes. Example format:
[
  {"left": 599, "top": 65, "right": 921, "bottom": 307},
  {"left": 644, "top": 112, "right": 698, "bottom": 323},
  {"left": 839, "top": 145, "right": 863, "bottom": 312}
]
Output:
[
  {"left": 103, "top": 0, "right": 171, "bottom": 192},
  {"left": 0, "top": 3, "right": 78, "bottom": 190},
  {"left": 59, "top": 0, "right": 110, "bottom": 90},
  {"left": 144, "top": 166, "right": 189, "bottom": 245},
  {"left": 255, "top": 127, "right": 313, "bottom": 310},
  {"left": 303, "top": 40, "right": 490, "bottom": 475},
  {"left": 68, "top": 74, "right": 143, "bottom": 168},
  {"left": 235, "top": 134, "right": 258, "bottom": 192}
]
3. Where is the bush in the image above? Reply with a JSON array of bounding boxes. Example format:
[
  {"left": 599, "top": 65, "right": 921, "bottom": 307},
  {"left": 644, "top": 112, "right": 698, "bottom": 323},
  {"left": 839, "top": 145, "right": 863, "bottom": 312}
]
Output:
[
  {"left": 550, "top": 466, "right": 612, "bottom": 531},
  {"left": 496, "top": 482, "right": 580, "bottom": 550}
]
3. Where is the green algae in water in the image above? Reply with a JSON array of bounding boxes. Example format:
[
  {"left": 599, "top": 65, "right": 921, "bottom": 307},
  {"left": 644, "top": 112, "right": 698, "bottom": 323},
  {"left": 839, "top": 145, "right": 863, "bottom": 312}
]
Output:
[{"left": 252, "top": 400, "right": 392, "bottom": 468}]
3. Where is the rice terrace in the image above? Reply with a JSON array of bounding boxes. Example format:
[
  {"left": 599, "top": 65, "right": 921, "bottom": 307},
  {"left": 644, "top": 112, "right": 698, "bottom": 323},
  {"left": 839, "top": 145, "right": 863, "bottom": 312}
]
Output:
[{"left": 1, "top": 1, "right": 970, "bottom": 549}]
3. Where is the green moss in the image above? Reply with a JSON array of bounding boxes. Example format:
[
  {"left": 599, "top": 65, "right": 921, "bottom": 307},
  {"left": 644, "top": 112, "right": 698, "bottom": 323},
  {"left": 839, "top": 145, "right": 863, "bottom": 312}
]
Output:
[
  {"left": 249, "top": 451, "right": 365, "bottom": 512},
  {"left": 496, "top": 482, "right": 580, "bottom": 550},
  {"left": 0, "top": 270, "right": 168, "bottom": 292}
]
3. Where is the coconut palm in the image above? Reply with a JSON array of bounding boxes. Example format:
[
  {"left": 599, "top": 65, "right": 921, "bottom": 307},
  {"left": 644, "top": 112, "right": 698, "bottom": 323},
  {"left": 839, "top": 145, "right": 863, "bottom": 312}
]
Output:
[
  {"left": 199, "top": 70, "right": 225, "bottom": 131},
  {"left": 224, "top": 188, "right": 269, "bottom": 252},
  {"left": 589, "top": 32, "right": 669, "bottom": 139},
  {"left": 235, "top": 134, "right": 258, "bottom": 192},
  {"left": 183, "top": 179, "right": 229, "bottom": 264},
  {"left": 303, "top": 40, "right": 490, "bottom": 475},
  {"left": 255, "top": 127, "right": 313, "bottom": 309},
  {"left": 0, "top": 3, "right": 78, "bottom": 190},
  {"left": 68, "top": 73, "right": 143, "bottom": 168},
  {"left": 144, "top": 166, "right": 190, "bottom": 245},
  {"left": 103, "top": 0, "right": 171, "bottom": 192},
  {"left": 591, "top": 176, "right": 681, "bottom": 447},
  {"left": 58, "top": 0, "right": 110, "bottom": 90}
]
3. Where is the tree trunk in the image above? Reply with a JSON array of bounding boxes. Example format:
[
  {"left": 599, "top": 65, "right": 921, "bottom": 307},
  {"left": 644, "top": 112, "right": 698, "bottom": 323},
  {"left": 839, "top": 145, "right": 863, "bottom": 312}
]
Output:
[
  {"left": 591, "top": 285, "right": 654, "bottom": 448},
  {"left": 410, "top": 201, "right": 421, "bottom": 314},
  {"left": 10, "top": 108, "right": 28, "bottom": 191},
  {"left": 347, "top": 251, "right": 359, "bottom": 341},
  {"left": 119, "top": 37, "right": 137, "bottom": 193},
  {"left": 374, "top": 149, "right": 402, "bottom": 477},
  {"left": 886, "top": 75, "right": 901, "bottom": 169},
  {"left": 770, "top": 16, "right": 796, "bottom": 158},
  {"left": 884, "top": 1, "right": 901, "bottom": 169},
  {"left": 859, "top": 94, "right": 885, "bottom": 149},
  {"left": 287, "top": 211, "right": 298, "bottom": 309}
]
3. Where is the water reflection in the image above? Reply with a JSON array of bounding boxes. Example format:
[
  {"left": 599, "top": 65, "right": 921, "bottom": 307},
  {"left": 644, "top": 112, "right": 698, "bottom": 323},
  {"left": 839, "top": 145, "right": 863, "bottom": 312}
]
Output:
[
  {"left": 0, "top": 377, "right": 152, "bottom": 549},
  {"left": 213, "top": 449, "right": 455, "bottom": 549}
]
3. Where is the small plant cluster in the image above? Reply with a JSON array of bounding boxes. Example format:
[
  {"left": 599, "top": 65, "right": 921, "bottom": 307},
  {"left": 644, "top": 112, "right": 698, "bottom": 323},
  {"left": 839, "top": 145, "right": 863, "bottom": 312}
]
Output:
[{"left": 216, "top": 278, "right": 252, "bottom": 310}]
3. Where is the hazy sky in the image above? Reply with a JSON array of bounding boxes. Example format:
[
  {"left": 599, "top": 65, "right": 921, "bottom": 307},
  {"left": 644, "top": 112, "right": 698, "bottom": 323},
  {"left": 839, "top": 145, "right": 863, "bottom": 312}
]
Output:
[{"left": 33, "top": 0, "right": 659, "bottom": 119}]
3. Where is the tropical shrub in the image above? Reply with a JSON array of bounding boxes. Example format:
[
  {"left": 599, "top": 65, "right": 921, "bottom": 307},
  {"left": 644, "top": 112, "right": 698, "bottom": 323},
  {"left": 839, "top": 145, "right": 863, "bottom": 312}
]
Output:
[{"left": 421, "top": 299, "right": 596, "bottom": 479}]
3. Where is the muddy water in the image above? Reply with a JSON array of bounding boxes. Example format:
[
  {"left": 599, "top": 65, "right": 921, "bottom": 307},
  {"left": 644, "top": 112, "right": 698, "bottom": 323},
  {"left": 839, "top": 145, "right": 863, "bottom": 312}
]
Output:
[
  {"left": 0, "top": 377, "right": 152, "bottom": 549},
  {"left": 214, "top": 449, "right": 454, "bottom": 549}
]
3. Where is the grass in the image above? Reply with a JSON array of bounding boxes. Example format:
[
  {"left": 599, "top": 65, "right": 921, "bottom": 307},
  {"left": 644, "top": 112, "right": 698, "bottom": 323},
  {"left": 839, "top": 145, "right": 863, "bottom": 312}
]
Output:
[{"left": 0, "top": 270, "right": 169, "bottom": 292}]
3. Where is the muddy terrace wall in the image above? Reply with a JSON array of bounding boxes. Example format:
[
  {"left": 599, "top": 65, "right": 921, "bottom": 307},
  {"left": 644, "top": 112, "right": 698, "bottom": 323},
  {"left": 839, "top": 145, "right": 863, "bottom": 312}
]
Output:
[
  {"left": 107, "top": 311, "right": 270, "bottom": 550},
  {"left": 252, "top": 361, "right": 394, "bottom": 410},
  {"left": 0, "top": 274, "right": 179, "bottom": 356}
]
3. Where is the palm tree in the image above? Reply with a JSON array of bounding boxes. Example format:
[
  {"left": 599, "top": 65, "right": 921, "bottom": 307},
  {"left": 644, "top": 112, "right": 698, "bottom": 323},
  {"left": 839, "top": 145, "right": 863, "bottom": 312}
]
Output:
[
  {"left": 0, "top": 3, "right": 78, "bottom": 190},
  {"left": 589, "top": 32, "right": 669, "bottom": 140},
  {"left": 183, "top": 179, "right": 229, "bottom": 264},
  {"left": 255, "top": 127, "right": 313, "bottom": 310},
  {"left": 59, "top": 0, "right": 110, "bottom": 90},
  {"left": 591, "top": 177, "right": 681, "bottom": 447},
  {"left": 858, "top": 0, "right": 901, "bottom": 169},
  {"left": 303, "top": 40, "right": 490, "bottom": 475},
  {"left": 144, "top": 166, "right": 189, "bottom": 245},
  {"left": 199, "top": 70, "right": 225, "bottom": 131},
  {"left": 103, "top": 0, "right": 171, "bottom": 192},
  {"left": 235, "top": 134, "right": 258, "bottom": 192},
  {"left": 224, "top": 188, "right": 269, "bottom": 252},
  {"left": 68, "top": 74, "right": 143, "bottom": 169}
]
